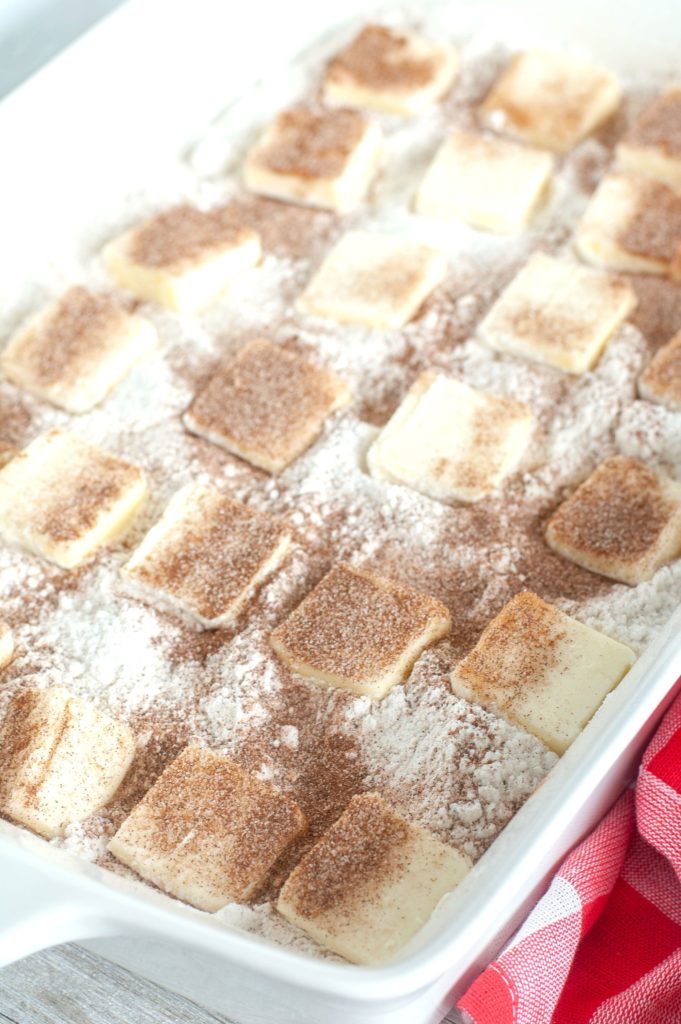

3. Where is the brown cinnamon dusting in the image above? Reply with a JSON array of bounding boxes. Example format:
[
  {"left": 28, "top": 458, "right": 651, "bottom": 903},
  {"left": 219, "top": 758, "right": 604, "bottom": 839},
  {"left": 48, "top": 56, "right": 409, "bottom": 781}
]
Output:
[
  {"left": 619, "top": 179, "right": 681, "bottom": 262},
  {"left": 185, "top": 338, "right": 348, "bottom": 470},
  {"left": 546, "top": 456, "right": 674, "bottom": 562},
  {"left": 5, "top": 287, "right": 130, "bottom": 387},
  {"left": 456, "top": 592, "right": 566, "bottom": 707},
  {"left": 221, "top": 194, "right": 338, "bottom": 259},
  {"left": 326, "top": 25, "right": 439, "bottom": 94},
  {"left": 482, "top": 53, "right": 605, "bottom": 144},
  {"left": 126, "top": 489, "right": 289, "bottom": 622},
  {"left": 281, "top": 793, "right": 410, "bottom": 918},
  {"left": 624, "top": 87, "right": 681, "bottom": 157},
  {"left": 115, "top": 747, "right": 306, "bottom": 900},
  {"left": 271, "top": 564, "right": 450, "bottom": 683},
  {"left": 255, "top": 107, "right": 367, "bottom": 180},
  {"left": 130, "top": 205, "right": 256, "bottom": 270},
  {"left": 639, "top": 330, "right": 681, "bottom": 407}
]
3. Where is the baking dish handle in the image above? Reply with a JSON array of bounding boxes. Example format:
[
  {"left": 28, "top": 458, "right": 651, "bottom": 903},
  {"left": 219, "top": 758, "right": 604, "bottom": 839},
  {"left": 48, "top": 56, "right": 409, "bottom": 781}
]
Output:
[{"left": 0, "top": 859, "right": 121, "bottom": 967}]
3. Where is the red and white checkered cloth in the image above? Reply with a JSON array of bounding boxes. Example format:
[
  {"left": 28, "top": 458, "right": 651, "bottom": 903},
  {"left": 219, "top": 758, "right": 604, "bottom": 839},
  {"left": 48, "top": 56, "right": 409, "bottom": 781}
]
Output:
[{"left": 458, "top": 693, "right": 681, "bottom": 1024}]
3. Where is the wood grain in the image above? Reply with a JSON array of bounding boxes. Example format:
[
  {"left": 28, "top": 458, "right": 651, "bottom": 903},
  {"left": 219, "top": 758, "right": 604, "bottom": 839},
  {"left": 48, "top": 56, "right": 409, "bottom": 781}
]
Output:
[{"left": 0, "top": 944, "right": 462, "bottom": 1023}]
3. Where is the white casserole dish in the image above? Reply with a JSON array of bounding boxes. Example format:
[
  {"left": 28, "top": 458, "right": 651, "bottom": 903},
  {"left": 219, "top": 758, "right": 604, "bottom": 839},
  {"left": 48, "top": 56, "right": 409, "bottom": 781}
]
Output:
[{"left": 1, "top": 1, "right": 681, "bottom": 1021}]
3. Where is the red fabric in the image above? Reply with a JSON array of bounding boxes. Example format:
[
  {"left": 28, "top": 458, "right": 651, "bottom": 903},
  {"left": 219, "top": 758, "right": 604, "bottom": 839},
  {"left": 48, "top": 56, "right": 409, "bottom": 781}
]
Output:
[{"left": 458, "top": 694, "right": 681, "bottom": 1024}]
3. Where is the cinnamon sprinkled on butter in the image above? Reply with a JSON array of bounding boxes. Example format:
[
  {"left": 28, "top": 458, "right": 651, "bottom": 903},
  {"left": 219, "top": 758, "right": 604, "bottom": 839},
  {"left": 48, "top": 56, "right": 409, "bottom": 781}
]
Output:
[
  {"left": 255, "top": 107, "right": 367, "bottom": 180},
  {"left": 271, "top": 563, "right": 450, "bottom": 684},
  {"left": 281, "top": 792, "right": 410, "bottom": 918},
  {"left": 124, "top": 486, "right": 290, "bottom": 624},
  {"left": 455, "top": 591, "right": 565, "bottom": 708},
  {"left": 624, "top": 87, "right": 681, "bottom": 157},
  {"left": 111, "top": 747, "right": 306, "bottom": 904},
  {"left": 618, "top": 179, "right": 681, "bottom": 262},
  {"left": 639, "top": 329, "right": 681, "bottom": 410},
  {"left": 184, "top": 338, "right": 349, "bottom": 472},
  {"left": 327, "top": 25, "right": 437, "bottom": 93},
  {"left": 547, "top": 456, "right": 674, "bottom": 563},
  {"left": 4, "top": 287, "right": 128, "bottom": 389},
  {"left": 130, "top": 205, "right": 256, "bottom": 270}
]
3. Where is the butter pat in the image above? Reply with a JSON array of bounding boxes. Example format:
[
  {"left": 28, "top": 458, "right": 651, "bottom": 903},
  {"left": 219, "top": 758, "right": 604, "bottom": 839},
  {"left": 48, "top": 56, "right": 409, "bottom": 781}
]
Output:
[
  {"left": 123, "top": 483, "right": 291, "bottom": 628},
  {"left": 184, "top": 338, "right": 350, "bottom": 472},
  {"left": 109, "top": 747, "right": 306, "bottom": 912},
  {"left": 415, "top": 129, "right": 553, "bottom": 233},
  {"left": 0, "top": 686, "right": 135, "bottom": 838},
  {"left": 103, "top": 204, "right": 261, "bottom": 312},
  {"left": 0, "top": 429, "right": 147, "bottom": 569},
  {"left": 480, "top": 50, "right": 620, "bottom": 153},
  {"left": 297, "top": 231, "right": 447, "bottom": 328},
  {"left": 574, "top": 172, "right": 681, "bottom": 275},
  {"left": 477, "top": 253, "right": 636, "bottom": 374},
  {"left": 367, "top": 372, "right": 533, "bottom": 503},
  {"left": 271, "top": 563, "right": 451, "bottom": 700},
  {"left": 324, "top": 24, "right": 459, "bottom": 115},
  {"left": 1, "top": 287, "right": 157, "bottom": 413},
  {"left": 451, "top": 592, "right": 634, "bottom": 754},
  {"left": 639, "top": 330, "right": 681, "bottom": 411},
  {"left": 617, "top": 87, "right": 681, "bottom": 188},
  {"left": 243, "top": 106, "right": 382, "bottom": 212},
  {"left": 546, "top": 455, "right": 681, "bottom": 585},
  {"left": 278, "top": 793, "right": 471, "bottom": 964}
]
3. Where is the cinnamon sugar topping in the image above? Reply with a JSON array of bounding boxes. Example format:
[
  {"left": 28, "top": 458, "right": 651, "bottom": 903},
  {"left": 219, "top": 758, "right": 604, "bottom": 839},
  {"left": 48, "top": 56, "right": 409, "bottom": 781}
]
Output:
[
  {"left": 123, "top": 484, "right": 291, "bottom": 627},
  {"left": 281, "top": 792, "right": 410, "bottom": 918},
  {"left": 109, "top": 747, "right": 306, "bottom": 910},
  {"left": 548, "top": 457, "right": 673, "bottom": 561},
  {"left": 184, "top": 338, "right": 350, "bottom": 472},
  {"left": 326, "top": 25, "right": 439, "bottom": 94},
  {"left": 455, "top": 592, "right": 565, "bottom": 708},
  {"left": 619, "top": 178, "right": 681, "bottom": 262},
  {"left": 0, "top": 429, "right": 146, "bottom": 568},
  {"left": 546, "top": 456, "right": 681, "bottom": 585},
  {"left": 5, "top": 288, "right": 123, "bottom": 387},
  {"left": 130, "top": 205, "right": 256, "bottom": 270},
  {"left": 1, "top": 287, "right": 157, "bottom": 413},
  {"left": 253, "top": 107, "right": 367, "bottom": 180},
  {"left": 639, "top": 329, "right": 681, "bottom": 410},
  {"left": 271, "top": 563, "right": 451, "bottom": 698},
  {"left": 623, "top": 86, "right": 681, "bottom": 157}
]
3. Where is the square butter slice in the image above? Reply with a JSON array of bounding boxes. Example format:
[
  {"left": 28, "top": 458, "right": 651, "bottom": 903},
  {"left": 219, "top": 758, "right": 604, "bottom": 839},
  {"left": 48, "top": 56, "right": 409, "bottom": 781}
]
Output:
[
  {"left": 0, "top": 686, "right": 135, "bottom": 838},
  {"left": 270, "top": 563, "right": 451, "bottom": 700},
  {"left": 1, "top": 287, "right": 157, "bottom": 413},
  {"left": 477, "top": 253, "right": 636, "bottom": 374},
  {"left": 109, "top": 747, "right": 306, "bottom": 912},
  {"left": 123, "top": 483, "right": 291, "bottom": 628},
  {"left": 103, "top": 204, "right": 261, "bottom": 312},
  {"left": 297, "top": 231, "right": 447, "bottom": 328},
  {"left": 324, "top": 24, "right": 459, "bottom": 116},
  {"left": 415, "top": 129, "right": 553, "bottom": 233},
  {"left": 617, "top": 86, "right": 681, "bottom": 188},
  {"left": 243, "top": 106, "right": 382, "bottom": 213},
  {"left": 451, "top": 591, "right": 634, "bottom": 754},
  {"left": 278, "top": 792, "right": 471, "bottom": 964},
  {"left": 545, "top": 455, "right": 681, "bottom": 585},
  {"left": 574, "top": 172, "right": 681, "bottom": 275},
  {"left": 184, "top": 338, "right": 350, "bottom": 472},
  {"left": 480, "top": 50, "right": 620, "bottom": 153},
  {"left": 639, "top": 330, "right": 681, "bottom": 411},
  {"left": 367, "top": 372, "right": 533, "bottom": 503},
  {"left": 0, "top": 429, "right": 147, "bottom": 568}
]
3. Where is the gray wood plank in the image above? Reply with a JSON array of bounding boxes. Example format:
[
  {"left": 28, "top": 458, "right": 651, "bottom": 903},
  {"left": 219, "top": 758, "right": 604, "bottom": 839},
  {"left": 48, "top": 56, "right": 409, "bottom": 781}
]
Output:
[
  {"left": 0, "top": 943, "right": 464, "bottom": 1023},
  {"left": 0, "top": 944, "right": 232, "bottom": 1024}
]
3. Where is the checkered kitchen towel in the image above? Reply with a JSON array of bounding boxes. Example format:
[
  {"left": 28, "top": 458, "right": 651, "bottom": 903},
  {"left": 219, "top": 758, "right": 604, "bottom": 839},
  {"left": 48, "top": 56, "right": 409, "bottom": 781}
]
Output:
[{"left": 458, "top": 693, "right": 681, "bottom": 1024}]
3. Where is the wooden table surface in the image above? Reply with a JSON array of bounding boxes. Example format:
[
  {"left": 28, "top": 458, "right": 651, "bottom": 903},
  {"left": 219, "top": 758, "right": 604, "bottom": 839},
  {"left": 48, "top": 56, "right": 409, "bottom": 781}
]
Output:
[{"left": 0, "top": 945, "right": 463, "bottom": 1024}]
